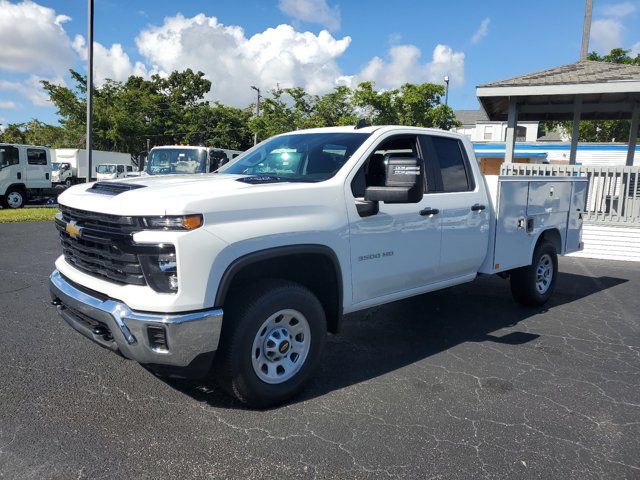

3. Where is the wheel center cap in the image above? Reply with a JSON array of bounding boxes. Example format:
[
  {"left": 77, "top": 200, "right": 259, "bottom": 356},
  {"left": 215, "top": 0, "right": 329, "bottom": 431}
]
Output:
[{"left": 279, "top": 340, "right": 290, "bottom": 354}]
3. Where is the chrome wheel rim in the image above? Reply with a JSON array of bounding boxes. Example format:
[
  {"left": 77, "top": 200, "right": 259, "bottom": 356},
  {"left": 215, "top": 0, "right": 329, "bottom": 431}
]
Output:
[
  {"left": 251, "top": 309, "right": 311, "bottom": 384},
  {"left": 535, "top": 253, "right": 553, "bottom": 294},
  {"left": 6, "top": 191, "right": 23, "bottom": 208}
]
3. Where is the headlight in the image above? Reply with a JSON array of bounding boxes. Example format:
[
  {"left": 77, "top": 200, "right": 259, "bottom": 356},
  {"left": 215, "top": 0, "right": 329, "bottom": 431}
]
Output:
[
  {"left": 140, "top": 248, "right": 179, "bottom": 293},
  {"left": 143, "top": 214, "right": 203, "bottom": 230}
]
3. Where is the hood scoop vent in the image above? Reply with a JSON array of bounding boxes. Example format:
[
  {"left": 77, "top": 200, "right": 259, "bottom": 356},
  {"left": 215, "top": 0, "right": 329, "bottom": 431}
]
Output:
[
  {"left": 236, "top": 175, "right": 282, "bottom": 185},
  {"left": 89, "top": 182, "right": 146, "bottom": 196}
]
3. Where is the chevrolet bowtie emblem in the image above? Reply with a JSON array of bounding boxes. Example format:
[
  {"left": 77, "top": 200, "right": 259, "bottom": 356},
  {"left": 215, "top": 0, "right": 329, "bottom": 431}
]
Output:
[{"left": 65, "top": 220, "right": 82, "bottom": 239}]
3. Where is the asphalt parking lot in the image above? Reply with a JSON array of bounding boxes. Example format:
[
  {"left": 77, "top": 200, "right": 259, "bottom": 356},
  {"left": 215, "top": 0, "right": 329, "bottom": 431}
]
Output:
[{"left": 1, "top": 221, "right": 639, "bottom": 479}]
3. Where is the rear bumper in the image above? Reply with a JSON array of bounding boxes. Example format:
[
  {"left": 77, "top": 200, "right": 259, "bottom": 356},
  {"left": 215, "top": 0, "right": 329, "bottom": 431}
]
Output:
[{"left": 49, "top": 269, "right": 223, "bottom": 367}]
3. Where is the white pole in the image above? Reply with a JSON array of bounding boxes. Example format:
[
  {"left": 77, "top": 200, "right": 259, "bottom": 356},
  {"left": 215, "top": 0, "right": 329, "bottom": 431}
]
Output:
[
  {"left": 85, "top": 0, "right": 94, "bottom": 182},
  {"left": 580, "top": 0, "right": 593, "bottom": 60}
]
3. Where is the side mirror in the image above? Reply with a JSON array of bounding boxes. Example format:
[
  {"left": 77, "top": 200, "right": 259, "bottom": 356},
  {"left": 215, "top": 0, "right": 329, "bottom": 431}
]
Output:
[
  {"left": 364, "top": 157, "right": 424, "bottom": 204},
  {"left": 209, "top": 157, "right": 229, "bottom": 172}
]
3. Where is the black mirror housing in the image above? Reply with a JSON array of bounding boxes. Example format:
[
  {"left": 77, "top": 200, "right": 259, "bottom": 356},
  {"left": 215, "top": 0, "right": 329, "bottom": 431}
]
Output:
[{"left": 364, "top": 157, "right": 424, "bottom": 204}]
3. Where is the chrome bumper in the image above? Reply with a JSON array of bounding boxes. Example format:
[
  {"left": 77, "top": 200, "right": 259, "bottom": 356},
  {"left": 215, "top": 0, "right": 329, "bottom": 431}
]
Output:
[{"left": 49, "top": 270, "right": 223, "bottom": 367}]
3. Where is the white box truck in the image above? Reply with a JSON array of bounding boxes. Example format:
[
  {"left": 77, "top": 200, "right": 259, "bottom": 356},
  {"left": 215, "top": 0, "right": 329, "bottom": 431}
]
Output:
[
  {"left": 50, "top": 126, "right": 587, "bottom": 407},
  {"left": 51, "top": 149, "right": 135, "bottom": 186}
]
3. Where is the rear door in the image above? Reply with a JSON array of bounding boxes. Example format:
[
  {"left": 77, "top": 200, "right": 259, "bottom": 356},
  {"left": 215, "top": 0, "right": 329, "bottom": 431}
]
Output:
[
  {"left": 421, "top": 134, "right": 490, "bottom": 279},
  {"left": 25, "top": 147, "right": 50, "bottom": 188}
]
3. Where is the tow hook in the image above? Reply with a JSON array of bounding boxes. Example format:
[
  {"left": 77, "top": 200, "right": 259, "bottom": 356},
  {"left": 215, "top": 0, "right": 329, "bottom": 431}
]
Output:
[{"left": 92, "top": 326, "right": 113, "bottom": 341}]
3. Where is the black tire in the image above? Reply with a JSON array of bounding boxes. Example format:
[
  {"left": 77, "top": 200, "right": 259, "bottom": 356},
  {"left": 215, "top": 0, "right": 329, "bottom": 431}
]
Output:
[
  {"left": 213, "top": 279, "right": 326, "bottom": 408},
  {"left": 65, "top": 179, "right": 72, "bottom": 188},
  {"left": 510, "top": 240, "right": 558, "bottom": 306},
  {"left": 1, "top": 187, "right": 25, "bottom": 209}
]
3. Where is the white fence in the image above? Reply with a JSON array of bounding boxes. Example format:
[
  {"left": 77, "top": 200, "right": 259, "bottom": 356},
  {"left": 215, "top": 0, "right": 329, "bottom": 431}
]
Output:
[{"left": 501, "top": 164, "right": 640, "bottom": 225}]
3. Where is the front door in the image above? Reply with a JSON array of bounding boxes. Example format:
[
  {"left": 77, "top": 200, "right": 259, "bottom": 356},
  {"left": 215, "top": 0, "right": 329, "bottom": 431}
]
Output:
[
  {"left": 0, "top": 145, "right": 24, "bottom": 192},
  {"left": 347, "top": 134, "right": 443, "bottom": 306}
]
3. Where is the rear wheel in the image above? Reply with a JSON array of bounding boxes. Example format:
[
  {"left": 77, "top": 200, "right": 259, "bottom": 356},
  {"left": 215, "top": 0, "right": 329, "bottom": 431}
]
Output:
[
  {"left": 214, "top": 279, "right": 326, "bottom": 408},
  {"left": 510, "top": 240, "right": 558, "bottom": 306},
  {"left": 2, "top": 188, "right": 25, "bottom": 209}
]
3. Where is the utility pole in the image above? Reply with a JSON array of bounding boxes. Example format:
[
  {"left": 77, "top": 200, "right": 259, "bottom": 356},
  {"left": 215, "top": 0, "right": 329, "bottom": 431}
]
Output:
[
  {"left": 251, "top": 85, "right": 261, "bottom": 145},
  {"left": 443, "top": 76, "right": 450, "bottom": 106},
  {"left": 86, "top": 0, "right": 94, "bottom": 182},
  {"left": 580, "top": 0, "right": 593, "bottom": 60}
]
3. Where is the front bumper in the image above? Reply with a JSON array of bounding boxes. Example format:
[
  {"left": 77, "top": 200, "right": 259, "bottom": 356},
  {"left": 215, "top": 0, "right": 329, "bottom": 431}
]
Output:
[{"left": 49, "top": 270, "right": 223, "bottom": 367}]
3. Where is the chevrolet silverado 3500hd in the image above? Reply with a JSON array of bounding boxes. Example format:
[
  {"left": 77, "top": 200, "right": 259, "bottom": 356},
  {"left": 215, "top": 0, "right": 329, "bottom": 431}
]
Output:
[{"left": 49, "top": 126, "right": 587, "bottom": 407}]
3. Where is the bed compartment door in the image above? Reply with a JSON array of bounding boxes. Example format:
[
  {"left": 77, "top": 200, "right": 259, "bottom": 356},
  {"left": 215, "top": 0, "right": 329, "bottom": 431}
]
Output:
[
  {"left": 493, "top": 180, "right": 531, "bottom": 271},
  {"left": 565, "top": 180, "right": 588, "bottom": 253}
]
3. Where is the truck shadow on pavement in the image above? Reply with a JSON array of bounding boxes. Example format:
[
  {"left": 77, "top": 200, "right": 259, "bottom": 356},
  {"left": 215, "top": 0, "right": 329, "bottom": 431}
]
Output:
[{"left": 162, "top": 271, "right": 627, "bottom": 409}]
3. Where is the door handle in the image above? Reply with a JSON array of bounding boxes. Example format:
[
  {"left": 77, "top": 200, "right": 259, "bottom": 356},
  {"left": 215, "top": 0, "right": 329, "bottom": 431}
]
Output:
[
  {"left": 471, "top": 204, "right": 486, "bottom": 211},
  {"left": 419, "top": 208, "right": 439, "bottom": 216}
]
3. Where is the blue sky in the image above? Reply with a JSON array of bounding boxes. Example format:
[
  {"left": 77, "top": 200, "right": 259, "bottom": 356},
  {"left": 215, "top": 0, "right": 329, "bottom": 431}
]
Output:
[{"left": 1, "top": 0, "right": 639, "bottom": 128}]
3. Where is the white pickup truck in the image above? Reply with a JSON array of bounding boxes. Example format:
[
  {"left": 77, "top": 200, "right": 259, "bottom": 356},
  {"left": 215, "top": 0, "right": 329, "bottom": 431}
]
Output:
[{"left": 49, "top": 126, "right": 587, "bottom": 407}]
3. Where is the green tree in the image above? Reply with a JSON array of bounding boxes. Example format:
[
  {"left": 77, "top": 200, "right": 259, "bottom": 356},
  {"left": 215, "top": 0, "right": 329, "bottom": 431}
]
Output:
[
  {"left": 353, "top": 81, "right": 459, "bottom": 129},
  {"left": 0, "top": 120, "right": 67, "bottom": 146}
]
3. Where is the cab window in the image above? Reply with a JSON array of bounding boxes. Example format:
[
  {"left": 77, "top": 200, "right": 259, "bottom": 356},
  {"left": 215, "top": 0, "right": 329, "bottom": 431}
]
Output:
[
  {"left": 0, "top": 146, "right": 19, "bottom": 167},
  {"left": 351, "top": 135, "right": 429, "bottom": 197},
  {"left": 429, "top": 136, "right": 473, "bottom": 192},
  {"left": 27, "top": 148, "right": 47, "bottom": 165}
]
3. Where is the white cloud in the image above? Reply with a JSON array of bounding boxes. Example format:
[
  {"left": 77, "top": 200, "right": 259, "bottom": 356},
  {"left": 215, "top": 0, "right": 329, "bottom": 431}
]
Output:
[
  {"left": 0, "top": 75, "right": 60, "bottom": 107},
  {"left": 353, "top": 44, "right": 465, "bottom": 90},
  {"left": 73, "top": 35, "right": 149, "bottom": 85},
  {"left": 134, "top": 13, "right": 351, "bottom": 106},
  {"left": 0, "top": 100, "right": 19, "bottom": 109},
  {"left": 600, "top": 2, "right": 636, "bottom": 17},
  {"left": 471, "top": 18, "right": 490, "bottom": 44},
  {"left": 0, "top": 0, "right": 75, "bottom": 75},
  {"left": 632, "top": 41, "right": 640, "bottom": 56},
  {"left": 278, "top": 0, "right": 340, "bottom": 31},
  {"left": 590, "top": 18, "right": 624, "bottom": 52}
]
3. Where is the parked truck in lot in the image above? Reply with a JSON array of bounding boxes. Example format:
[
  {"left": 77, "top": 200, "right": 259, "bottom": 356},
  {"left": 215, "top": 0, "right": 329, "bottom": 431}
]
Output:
[
  {"left": 143, "top": 145, "right": 242, "bottom": 176},
  {"left": 52, "top": 148, "right": 134, "bottom": 186},
  {"left": 1, "top": 143, "right": 56, "bottom": 208},
  {"left": 49, "top": 126, "right": 587, "bottom": 407}
]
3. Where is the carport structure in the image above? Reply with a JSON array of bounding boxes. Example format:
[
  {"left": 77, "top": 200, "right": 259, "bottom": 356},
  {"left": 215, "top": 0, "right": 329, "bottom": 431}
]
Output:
[{"left": 476, "top": 60, "right": 640, "bottom": 166}]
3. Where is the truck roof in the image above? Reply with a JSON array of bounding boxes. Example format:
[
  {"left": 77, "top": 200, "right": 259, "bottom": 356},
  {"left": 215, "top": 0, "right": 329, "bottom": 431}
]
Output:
[
  {"left": 287, "top": 125, "right": 461, "bottom": 137},
  {"left": 151, "top": 145, "right": 208, "bottom": 150},
  {"left": 0, "top": 143, "right": 49, "bottom": 149}
]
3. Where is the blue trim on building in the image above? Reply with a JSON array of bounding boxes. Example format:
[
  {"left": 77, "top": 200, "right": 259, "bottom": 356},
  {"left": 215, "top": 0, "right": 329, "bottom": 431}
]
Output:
[{"left": 474, "top": 142, "right": 630, "bottom": 152}]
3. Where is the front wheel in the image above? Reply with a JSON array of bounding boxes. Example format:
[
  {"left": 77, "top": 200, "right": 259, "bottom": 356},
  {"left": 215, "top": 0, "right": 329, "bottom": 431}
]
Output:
[
  {"left": 214, "top": 280, "right": 327, "bottom": 408},
  {"left": 510, "top": 240, "right": 558, "bottom": 306},
  {"left": 2, "top": 188, "right": 25, "bottom": 209}
]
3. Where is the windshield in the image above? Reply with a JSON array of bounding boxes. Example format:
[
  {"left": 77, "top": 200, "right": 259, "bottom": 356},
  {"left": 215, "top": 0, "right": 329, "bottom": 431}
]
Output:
[
  {"left": 219, "top": 132, "right": 371, "bottom": 182},
  {"left": 145, "top": 148, "right": 207, "bottom": 175},
  {"left": 97, "top": 164, "right": 116, "bottom": 174},
  {"left": 52, "top": 162, "right": 60, "bottom": 171}
]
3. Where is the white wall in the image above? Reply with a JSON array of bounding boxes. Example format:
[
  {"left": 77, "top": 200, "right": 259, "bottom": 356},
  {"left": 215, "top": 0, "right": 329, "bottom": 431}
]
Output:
[{"left": 453, "top": 122, "right": 539, "bottom": 142}]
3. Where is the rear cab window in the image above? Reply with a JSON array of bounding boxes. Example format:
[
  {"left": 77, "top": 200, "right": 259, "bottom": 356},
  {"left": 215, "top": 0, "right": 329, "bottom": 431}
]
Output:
[
  {"left": 27, "top": 148, "right": 48, "bottom": 166},
  {"left": 421, "top": 135, "right": 474, "bottom": 192}
]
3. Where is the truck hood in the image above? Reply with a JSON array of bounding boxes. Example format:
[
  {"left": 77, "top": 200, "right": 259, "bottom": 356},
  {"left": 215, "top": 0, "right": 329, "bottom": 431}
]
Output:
[{"left": 57, "top": 174, "right": 266, "bottom": 215}]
